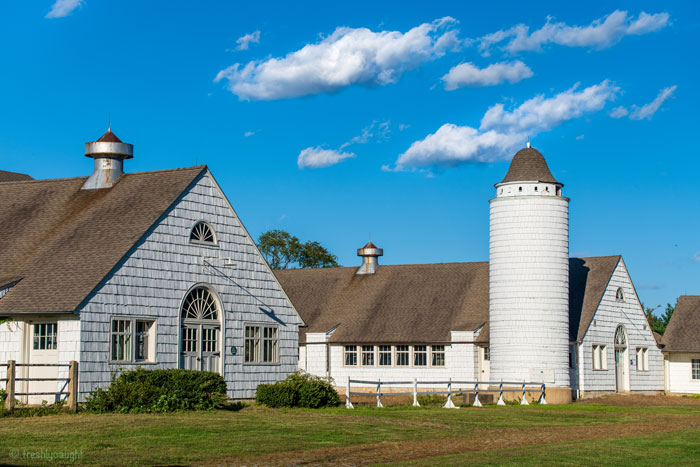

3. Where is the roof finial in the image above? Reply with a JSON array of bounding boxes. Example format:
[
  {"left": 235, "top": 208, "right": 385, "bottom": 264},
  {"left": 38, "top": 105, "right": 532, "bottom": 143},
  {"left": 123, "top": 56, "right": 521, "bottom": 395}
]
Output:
[
  {"left": 108, "top": 113, "right": 111, "bottom": 132},
  {"left": 526, "top": 138, "right": 531, "bottom": 149}
]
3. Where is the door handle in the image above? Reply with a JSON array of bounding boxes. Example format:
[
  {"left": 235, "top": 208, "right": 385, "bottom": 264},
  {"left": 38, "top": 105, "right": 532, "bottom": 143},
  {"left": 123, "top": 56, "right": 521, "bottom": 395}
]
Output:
[{"left": 196, "top": 357, "right": 201, "bottom": 361}]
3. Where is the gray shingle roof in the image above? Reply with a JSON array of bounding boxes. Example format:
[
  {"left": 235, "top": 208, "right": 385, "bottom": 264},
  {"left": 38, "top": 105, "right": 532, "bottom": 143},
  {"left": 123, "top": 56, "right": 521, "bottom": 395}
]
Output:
[
  {"left": 662, "top": 295, "right": 700, "bottom": 352},
  {"left": 0, "top": 170, "right": 33, "bottom": 183},
  {"left": 499, "top": 147, "right": 561, "bottom": 185},
  {"left": 0, "top": 166, "right": 206, "bottom": 315},
  {"left": 275, "top": 256, "right": 619, "bottom": 344}
]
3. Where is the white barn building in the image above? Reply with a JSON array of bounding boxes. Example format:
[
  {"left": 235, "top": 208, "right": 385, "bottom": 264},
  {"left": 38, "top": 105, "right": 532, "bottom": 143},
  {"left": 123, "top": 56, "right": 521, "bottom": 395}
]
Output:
[
  {"left": 0, "top": 128, "right": 303, "bottom": 403},
  {"left": 661, "top": 296, "right": 700, "bottom": 394},
  {"left": 276, "top": 147, "right": 665, "bottom": 402}
]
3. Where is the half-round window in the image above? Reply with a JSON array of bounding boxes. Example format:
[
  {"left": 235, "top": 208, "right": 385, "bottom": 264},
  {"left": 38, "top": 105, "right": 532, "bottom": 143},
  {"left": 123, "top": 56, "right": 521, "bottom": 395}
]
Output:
[
  {"left": 614, "top": 325, "right": 627, "bottom": 347},
  {"left": 190, "top": 221, "right": 216, "bottom": 245},
  {"left": 616, "top": 287, "right": 625, "bottom": 301},
  {"left": 181, "top": 286, "right": 219, "bottom": 321}
]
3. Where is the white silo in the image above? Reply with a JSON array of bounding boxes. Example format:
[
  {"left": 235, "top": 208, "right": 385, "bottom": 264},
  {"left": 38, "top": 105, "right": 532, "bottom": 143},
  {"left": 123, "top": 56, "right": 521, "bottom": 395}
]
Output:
[{"left": 489, "top": 145, "right": 570, "bottom": 394}]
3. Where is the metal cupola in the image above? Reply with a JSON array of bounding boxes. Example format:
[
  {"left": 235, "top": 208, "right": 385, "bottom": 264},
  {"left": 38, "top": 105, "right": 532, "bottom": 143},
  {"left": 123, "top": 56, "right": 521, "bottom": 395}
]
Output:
[
  {"left": 356, "top": 240, "right": 383, "bottom": 275},
  {"left": 82, "top": 124, "right": 134, "bottom": 190}
]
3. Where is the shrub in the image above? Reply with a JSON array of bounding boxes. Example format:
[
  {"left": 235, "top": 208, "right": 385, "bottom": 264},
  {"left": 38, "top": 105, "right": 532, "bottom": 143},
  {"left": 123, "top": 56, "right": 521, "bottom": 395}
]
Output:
[
  {"left": 84, "top": 368, "right": 227, "bottom": 413},
  {"left": 255, "top": 371, "right": 339, "bottom": 408}
]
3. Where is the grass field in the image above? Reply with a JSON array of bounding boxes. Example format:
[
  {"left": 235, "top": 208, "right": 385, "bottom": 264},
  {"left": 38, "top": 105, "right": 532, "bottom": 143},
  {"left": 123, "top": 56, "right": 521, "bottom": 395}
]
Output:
[{"left": 0, "top": 395, "right": 699, "bottom": 466}]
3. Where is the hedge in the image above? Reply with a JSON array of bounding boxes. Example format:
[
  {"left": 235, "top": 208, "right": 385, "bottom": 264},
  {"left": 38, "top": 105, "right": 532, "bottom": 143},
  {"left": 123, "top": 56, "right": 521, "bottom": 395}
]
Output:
[{"left": 256, "top": 371, "right": 339, "bottom": 408}]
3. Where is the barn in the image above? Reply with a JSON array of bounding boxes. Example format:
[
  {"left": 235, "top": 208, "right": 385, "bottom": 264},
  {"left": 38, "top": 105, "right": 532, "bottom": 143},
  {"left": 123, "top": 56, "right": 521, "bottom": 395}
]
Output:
[
  {"left": 0, "top": 128, "right": 303, "bottom": 403},
  {"left": 662, "top": 296, "right": 700, "bottom": 394}
]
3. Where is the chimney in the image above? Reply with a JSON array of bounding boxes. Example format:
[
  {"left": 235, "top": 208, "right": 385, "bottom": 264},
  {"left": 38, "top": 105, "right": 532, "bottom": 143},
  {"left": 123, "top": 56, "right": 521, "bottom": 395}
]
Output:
[
  {"left": 356, "top": 241, "right": 383, "bottom": 275},
  {"left": 82, "top": 124, "right": 134, "bottom": 190}
]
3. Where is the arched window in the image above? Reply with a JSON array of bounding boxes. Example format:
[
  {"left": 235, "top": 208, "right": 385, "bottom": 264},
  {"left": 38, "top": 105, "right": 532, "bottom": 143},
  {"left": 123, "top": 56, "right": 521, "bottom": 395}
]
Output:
[
  {"left": 180, "top": 286, "right": 221, "bottom": 373},
  {"left": 614, "top": 325, "right": 627, "bottom": 347},
  {"left": 616, "top": 287, "right": 625, "bottom": 301},
  {"left": 190, "top": 221, "right": 216, "bottom": 245}
]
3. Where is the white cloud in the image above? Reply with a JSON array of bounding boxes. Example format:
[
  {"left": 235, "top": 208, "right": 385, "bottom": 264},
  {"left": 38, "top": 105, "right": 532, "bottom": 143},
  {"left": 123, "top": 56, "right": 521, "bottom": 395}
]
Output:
[
  {"left": 297, "top": 147, "right": 355, "bottom": 169},
  {"left": 394, "top": 80, "right": 618, "bottom": 170},
  {"left": 609, "top": 106, "right": 629, "bottom": 118},
  {"left": 244, "top": 131, "right": 255, "bottom": 137},
  {"left": 442, "top": 60, "right": 533, "bottom": 89},
  {"left": 476, "top": 10, "right": 670, "bottom": 56},
  {"left": 236, "top": 31, "right": 261, "bottom": 51},
  {"left": 629, "top": 85, "right": 677, "bottom": 120},
  {"left": 215, "top": 17, "right": 460, "bottom": 100},
  {"left": 692, "top": 252, "right": 700, "bottom": 263},
  {"left": 46, "top": 0, "right": 83, "bottom": 18},
  {"left": 340, "top": 120, "right": 391, "bottom": 149}
]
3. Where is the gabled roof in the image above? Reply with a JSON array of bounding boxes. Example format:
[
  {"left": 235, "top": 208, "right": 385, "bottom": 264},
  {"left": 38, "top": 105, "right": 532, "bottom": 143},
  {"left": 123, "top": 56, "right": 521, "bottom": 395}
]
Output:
[
  {"left": 0, "top": 166, "right": 206, "bottom": 315},
  {"left": 498, "top": 147, "right": 560, "bottom": 185},
  {"left": 275, "top": 256, "right": 620, "bottom": 344},
  {"left": 0, "top": 170, "right": 33, "bottom": 183},
  {"left": 662, "top": 295, "right": 700, "bottom": 352}
]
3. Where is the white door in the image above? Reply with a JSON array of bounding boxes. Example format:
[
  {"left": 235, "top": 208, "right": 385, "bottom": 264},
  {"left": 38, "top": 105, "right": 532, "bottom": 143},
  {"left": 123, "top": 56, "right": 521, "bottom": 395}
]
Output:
[
  {"left": 479, "top": 346, "right": 491, "bottom": 388},
  {"left": 26, "top": 322, "right": 60, "bottom": 404},
  {"left": 615, "top": 348, "right": 627, "bottom": 392}
]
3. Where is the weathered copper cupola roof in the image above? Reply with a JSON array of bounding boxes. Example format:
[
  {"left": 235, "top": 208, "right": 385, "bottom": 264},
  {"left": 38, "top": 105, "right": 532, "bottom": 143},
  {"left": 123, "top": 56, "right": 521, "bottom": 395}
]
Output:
[{"left": 82, "top": 124, "right": 134, "bottom": 190}]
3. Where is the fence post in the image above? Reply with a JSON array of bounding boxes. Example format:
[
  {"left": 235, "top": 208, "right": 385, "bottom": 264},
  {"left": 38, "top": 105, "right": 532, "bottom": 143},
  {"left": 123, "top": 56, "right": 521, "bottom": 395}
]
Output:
[
  {"left": 472, "top": 382, "right": 482, "bottom": 407},
  {"left": 65, "top": 361, "right": 79, "bottom": 413},
  {"left": 520, "top": 382, "right": 529, "bottom": 405},
  {"left": 443, "top": 378, "right": 457, "bottom": 408},
  {"left": 376, "top": 379, "right": 383, "bottom": 408},
  {"left": 497, "top": 381, "right": 505, "bottom": 406},
  {"left": 412, "top": 378, "right": 420, "bottom": 407},
  {"left": 345, "top": 378, "right": 354, "bottom": 409},
  {"left": 4, "top": 360, "right": 15, "bottom": 411},
  {"left": 539, "top": 383, "right": 547, "bottom": 405}
]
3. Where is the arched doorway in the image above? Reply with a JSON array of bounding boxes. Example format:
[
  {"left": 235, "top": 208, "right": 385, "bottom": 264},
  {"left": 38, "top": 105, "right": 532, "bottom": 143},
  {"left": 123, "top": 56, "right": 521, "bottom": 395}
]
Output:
[
  {"left": 180, "top": 285, "right": 222, "bottom": 373},
  {"left": 614, "top": 325, "right": 629, "bottom": 392}
]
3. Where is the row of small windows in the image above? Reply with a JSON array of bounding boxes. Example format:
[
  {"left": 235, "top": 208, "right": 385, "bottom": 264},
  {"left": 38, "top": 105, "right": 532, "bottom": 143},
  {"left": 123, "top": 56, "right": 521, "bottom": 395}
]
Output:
[
  {"left": 591, "top": 344, "right": 650, "bottom": 371},
  {"left": 499, "top": 185, "right": 561, "bottom": 195},
  {"left": 344, "top": 345, "right": 445, "bottom": 367}
]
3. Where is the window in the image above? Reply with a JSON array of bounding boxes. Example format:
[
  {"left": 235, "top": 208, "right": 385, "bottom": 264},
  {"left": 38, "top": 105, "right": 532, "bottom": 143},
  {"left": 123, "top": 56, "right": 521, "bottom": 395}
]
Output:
[
  {"left": 693, "top": 360, "right": 700, "bottom": 380},
  {"left": 635, "top": 347, "right": 648, "bottom": 371},
  {"left": 361, "top": 345, "right": 375, "bottom": 366},
  {"left": 518, "top": 186, "right": 523, "bottom": 192},
  {"left": 396, "top": 345, "right": 410, "bottom": 366},
  {"left": 344, "top": 345, "right": 357, "bottom": 366},
  {"left": 431, "top": 345, "right": 445, "bottom": 367},
  {"left": 379, "top": 345, "right": 392, "bottom": 366},
  {"left": 534, "top": 186, "right": 538, "bottom": 192},
  {"left": 111, "top": 318, "right": 155, "bottom": 362},
  {"left": 189, "top": 221, "right": 216, "bottom": 245},
  {"left": 592, "top": 344, "right": 607, "bottom": 370},
  {"left": 413, "top": 345, "right": 427, "bottom": 366},
  {"left": 244, "top": 325, "right": 278, "bottom": 363},
  {"left": 33, "top": 323, "right": 57, "bottom": 351},
  {"left": 616, "top": 287, "right": 625, "bottom": 301},
  {"left": 484, "top": 346, "right": 490, "bottom": 361}
]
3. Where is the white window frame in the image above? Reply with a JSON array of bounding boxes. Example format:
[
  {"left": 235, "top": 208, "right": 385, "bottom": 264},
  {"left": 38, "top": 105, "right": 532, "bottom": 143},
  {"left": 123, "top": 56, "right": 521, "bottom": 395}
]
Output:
[
  {"left": 378, "top": 345, "right": 392, "bottom": 366},
  {"left": 361, "top": 345, "right": 375, "bottom": 367},
  {"left": 592, "top": 344, "right": 607, "bottom": 370},
  {"left": 636, "top": 347, "right": 649, "bottom": 371},
  {"left": 32, "top": 322, "right": 58, "bottom": 351},
  {"left": 692, "top": 359, "right": 700, "bottom": 380},
  {"left": 616, "top": 287, "right": 625, "bottom": 301},
  {"left": 110, "top": 317, "right": 156, "bottom": 363},
  {"left": 189, "top": 221, "right": 218, "bottom": 246},
  {"left": 396, "top": 345, "right": 410, "bottom": 367},
  {"left": 344, "top": 345, "right": 358, "bottom": 366},
  {"left": 413, "top": 345, "right": 427, "bottom": 367},
  {"left": 244, "top": 324, "right": 279, "bottom": 364},
  {"left": 431, "top": 345, "right": 445, "bottom": 367}
]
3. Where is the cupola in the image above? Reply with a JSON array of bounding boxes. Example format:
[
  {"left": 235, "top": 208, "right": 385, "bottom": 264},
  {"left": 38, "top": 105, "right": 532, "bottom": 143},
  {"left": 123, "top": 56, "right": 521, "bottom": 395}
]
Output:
[
  {"left": 494, "top": 145, "right": 563, "bottom": 198},
  {"left": 82, "top": 125, "right": 134, "bottom": 190},
  {"left": 356, "top": 241, "right": 383, "bottom": 275}
]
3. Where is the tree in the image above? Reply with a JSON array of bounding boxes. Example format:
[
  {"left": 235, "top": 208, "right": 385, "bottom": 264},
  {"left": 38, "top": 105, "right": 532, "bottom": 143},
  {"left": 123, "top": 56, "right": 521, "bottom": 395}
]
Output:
[
  {"left": 257, "top": 229, "right": 339, "bottom": 269},
  {"left": 642, "top": 300, "right": 676, "bottom": 335}
]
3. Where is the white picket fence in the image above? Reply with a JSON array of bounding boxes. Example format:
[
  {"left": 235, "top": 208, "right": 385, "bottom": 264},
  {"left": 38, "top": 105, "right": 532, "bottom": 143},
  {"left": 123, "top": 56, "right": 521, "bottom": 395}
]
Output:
[{"left": 345, "top": 378, "right": 547, "bottom": 408}]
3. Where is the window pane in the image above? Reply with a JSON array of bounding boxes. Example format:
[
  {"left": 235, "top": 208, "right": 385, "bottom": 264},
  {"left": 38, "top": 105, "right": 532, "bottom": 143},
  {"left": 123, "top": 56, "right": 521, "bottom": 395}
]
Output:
[
  {"left": 344, "top": 346, "right": 357, "bottom": 366},
  {"left": 396, "top": 345, "right": 409, "bottom": 366},
  {"left": 432, "top": 345, "right": 445, "bottom": 367},
  {"left": 362, "top": 345, "right": 374, "bottom": 366},
  {"left": 379, "top": 345, "right": 392, "bottom": 366},
  {"left": 692, "top": 360, "right": 700, "bottom": 380},
  {"left": 414, "top": 345, "right": 427, "bottom": 366}
]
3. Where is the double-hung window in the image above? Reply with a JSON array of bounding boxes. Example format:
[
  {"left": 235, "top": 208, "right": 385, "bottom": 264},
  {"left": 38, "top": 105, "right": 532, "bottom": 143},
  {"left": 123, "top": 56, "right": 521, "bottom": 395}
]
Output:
[
  {"left": 692, "top": 359, "right": 700, "bottom": 380},
  {"left": 361, "top": 345, "right": 375, "bottom": 366},
  {"left": 244, "top": 325, "right": 279, "bottom": 363},
  {"left": 111, "top": 318, "right": 155, "bottom": 362},
  {"left": 396, "top": 346, "right": 410, "bottom": 366},
  {"left": 413, "top": 345, "right": 427, "bottom": 366},
  {"left": 378, "top": 345, "right": 392, "bottom": 366},
  {"left": 636, "top": 347, "right": 649, "bottom": 371},
  {"left": 344, "top": 345, "right": 358, "bottom": 366},
  {"left": 33, "top": 323, "right": 57, "bottom": 351},
  {"left": 592, "top": 344, "right": 607, "bottom": 370},
  {"left": 431, "top": 345, "right": 445, "bottom": 367}
]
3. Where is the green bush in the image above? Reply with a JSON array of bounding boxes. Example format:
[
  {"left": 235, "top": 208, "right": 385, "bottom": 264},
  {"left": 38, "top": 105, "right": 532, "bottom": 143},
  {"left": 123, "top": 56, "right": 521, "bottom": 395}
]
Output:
[
  {"left": 84, "top": 368, "right": 228, "bottom": 413},
  {"left": 255, "top": 371, "right": 339, "bottom": 408}
]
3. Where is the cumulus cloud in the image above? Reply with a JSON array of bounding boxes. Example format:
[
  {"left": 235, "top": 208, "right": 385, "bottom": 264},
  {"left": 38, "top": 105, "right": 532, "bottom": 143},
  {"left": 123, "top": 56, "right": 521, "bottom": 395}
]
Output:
[
  {"left": 442, "top": 60, "right": 533, "bottom": 89},
  {"left": 393, "top": 80, "right": 618, "bottom": 170},
  {"left": 609, "top": 106, "right": 629, "bottom": 118},
  {"left": 629, "top": 85, "right": 677, "bottom": 120},
  {"left": 215, "top": 17, "right": 460, "bottom": 100},
  {"left": 297, "top": 147, "right": 355, "bottom": 169},
  {"left": 236, "top": 30, "right": 261, "bottom": 51},
  {"left": 476, "top": 10, "right": 670, "bottom": 56},
  {"left": 46, "top": 0, "right": 83, "bottom": 18}
]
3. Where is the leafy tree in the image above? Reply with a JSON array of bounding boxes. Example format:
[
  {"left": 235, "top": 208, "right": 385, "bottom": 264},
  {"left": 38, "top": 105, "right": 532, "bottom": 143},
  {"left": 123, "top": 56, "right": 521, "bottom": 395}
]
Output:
[
  {"left": 643, "top": 300, "right": 676, "bottom": 335},
  {"left": 257, "top": 229, "right": 339, "bottom": 269}
]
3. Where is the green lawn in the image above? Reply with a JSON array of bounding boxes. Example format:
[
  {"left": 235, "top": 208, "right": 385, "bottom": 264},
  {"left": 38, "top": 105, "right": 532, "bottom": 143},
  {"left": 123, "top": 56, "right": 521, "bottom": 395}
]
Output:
[{"left": 0, "top": 398, "right": 698, "bottom": 465}]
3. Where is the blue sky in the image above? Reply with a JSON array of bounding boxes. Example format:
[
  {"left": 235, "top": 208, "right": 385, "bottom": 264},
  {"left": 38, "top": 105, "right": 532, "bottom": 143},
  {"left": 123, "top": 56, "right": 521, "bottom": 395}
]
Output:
[{"left": 1, "top": 1, "right": 698, "bottom": 312}]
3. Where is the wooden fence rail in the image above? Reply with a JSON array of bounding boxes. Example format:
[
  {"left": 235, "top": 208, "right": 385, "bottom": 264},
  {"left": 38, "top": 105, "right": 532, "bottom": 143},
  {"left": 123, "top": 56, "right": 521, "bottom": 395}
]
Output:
[
  {"left": 345, "top": 378, "right": 547, "bottom": 409},
  {"left": 2, "top": 360, "right": 78, "bottom": 412}
]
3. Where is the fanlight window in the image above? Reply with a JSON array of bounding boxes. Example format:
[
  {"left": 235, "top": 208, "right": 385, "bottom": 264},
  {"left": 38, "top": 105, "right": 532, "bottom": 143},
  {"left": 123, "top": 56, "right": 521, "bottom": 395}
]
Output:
[
  {"left": 182, "top": 287, "right": 219, "bottom": 321},
  {"left": 614, "top": 325, "right": 627, "bottom": 347},
  {"left": 190, "top": 222, "right": 216, "bottom": 245},
  {"left": 616, "top": 287, "right": 625, "bottom": 301}
]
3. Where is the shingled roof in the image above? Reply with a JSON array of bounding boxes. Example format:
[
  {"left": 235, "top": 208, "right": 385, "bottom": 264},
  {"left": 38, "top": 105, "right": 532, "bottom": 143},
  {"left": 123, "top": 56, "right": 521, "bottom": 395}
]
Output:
[
  {"left": 662, "top": 295, "right": 700, "bottom": 352},
  {"left": 275, "top": 256, "right": 619, "bottom": 344},
  {"left": 499, "top": 147, "right": 561, "bottom": 185},
  {"left": 0, "top": 166, "right": 206, "bottom": 315},
  {"left": 0, "top": 170, "right": 33, "bottom": 183}
]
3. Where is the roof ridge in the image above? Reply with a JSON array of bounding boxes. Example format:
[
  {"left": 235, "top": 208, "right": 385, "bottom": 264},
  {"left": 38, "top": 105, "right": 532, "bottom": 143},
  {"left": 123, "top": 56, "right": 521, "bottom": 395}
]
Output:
[{"left": 0, "top": 165, "right": 207, "bottom": 185}]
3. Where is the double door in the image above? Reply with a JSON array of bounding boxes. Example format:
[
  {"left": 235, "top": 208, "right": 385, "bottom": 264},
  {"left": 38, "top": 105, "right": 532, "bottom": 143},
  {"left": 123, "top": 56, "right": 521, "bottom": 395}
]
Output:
[{"left": 180, "top": 323, "right": 220, "bottom": 373}]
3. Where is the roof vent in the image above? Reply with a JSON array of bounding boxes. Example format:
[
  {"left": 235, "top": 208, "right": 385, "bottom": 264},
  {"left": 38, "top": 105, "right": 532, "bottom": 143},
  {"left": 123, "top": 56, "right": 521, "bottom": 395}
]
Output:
[
  {"left": 356, "top": 241, "right": 383, "bottom": 275},
  {"left": 82, "top": 124, "right": 134, "bottom": 190}
]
